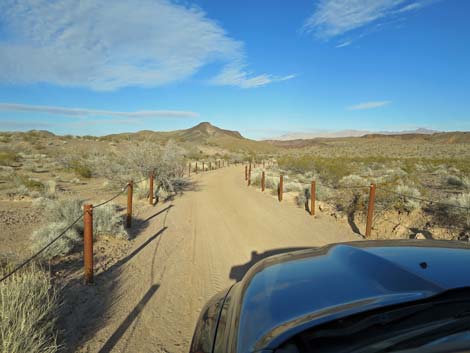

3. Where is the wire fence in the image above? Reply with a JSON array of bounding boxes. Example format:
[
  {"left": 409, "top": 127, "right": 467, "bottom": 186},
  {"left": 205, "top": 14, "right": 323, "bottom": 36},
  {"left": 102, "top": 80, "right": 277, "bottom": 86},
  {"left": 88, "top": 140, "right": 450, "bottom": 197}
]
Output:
[
  {"left": 0, "top": 160, "right": 226, "bottom": 284},
  {"left": 245, "top": 161, "right": 469, "bottom": 240}
]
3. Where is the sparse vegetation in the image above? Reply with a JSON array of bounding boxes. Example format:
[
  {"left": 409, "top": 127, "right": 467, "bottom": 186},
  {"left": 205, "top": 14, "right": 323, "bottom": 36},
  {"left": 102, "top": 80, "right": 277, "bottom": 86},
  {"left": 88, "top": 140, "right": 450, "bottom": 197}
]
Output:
[
  {"left": 31, "top": 198, "right": 128, "bottom": 259},
  {"left": 0, "top": 263, "right": 59, "bottom": 353},
  {"left": 0, "top": 150, "right": 19, "bottom": 166}
]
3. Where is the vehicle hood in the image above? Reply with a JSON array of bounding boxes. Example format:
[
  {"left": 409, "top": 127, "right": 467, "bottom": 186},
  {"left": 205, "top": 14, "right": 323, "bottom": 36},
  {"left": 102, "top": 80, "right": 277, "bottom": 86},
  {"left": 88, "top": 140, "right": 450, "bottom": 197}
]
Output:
[{"left": 236, "top": 240, "right": 470, "bottom": 353}]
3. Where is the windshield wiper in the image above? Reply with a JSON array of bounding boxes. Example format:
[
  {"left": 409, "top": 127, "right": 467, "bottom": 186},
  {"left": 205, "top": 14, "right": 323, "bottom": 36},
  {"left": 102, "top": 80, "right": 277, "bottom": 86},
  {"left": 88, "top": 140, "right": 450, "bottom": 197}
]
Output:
[
  {"left": 349, "top": 316, "right": 470, "bottom": 353},
  {"left": 307, "top": 299, "right": 467, "bottom": 340}
]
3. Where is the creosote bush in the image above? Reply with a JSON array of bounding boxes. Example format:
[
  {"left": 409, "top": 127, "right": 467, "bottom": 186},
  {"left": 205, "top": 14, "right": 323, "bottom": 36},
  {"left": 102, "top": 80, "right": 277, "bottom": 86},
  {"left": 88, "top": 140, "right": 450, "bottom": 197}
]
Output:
[
  {"left": 31, "top": 198, "right": 128, "bottom": 259},
  {"left": 446, "top": 193, "right": 470, "bottom": 227},
  {"left": 394, "top": 184, "right": 421, "bottom": 212},
  {"left": 0, "top": 263, "right": 59, "bottom": 353}
]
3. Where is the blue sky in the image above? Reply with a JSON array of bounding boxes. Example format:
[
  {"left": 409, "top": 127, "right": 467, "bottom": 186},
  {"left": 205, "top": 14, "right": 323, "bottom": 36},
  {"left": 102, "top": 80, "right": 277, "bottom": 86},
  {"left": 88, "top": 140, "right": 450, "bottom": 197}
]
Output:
[{"left": 0, "top": 0, "right": 469, "bottom": 139}]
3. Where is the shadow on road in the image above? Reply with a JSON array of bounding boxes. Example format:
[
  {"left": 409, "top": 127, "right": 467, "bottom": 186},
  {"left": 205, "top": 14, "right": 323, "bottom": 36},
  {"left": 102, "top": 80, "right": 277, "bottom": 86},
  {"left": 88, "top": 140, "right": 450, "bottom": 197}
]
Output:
[
  {"left": 97, "top": 284, "right": 160, "bottom": 353},
  {"left": 57, "top": 201, "right": 173, "bottom": 352},
  {"left": 229, "top": 247, "right": 313, "bottom": 282}
]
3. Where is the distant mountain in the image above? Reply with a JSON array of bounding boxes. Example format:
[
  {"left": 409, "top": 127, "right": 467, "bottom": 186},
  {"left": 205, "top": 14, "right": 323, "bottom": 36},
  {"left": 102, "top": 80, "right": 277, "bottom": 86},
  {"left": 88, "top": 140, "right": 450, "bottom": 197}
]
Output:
[
  {"left": 101, "top": 122, "right": 276, "bottom": 153},
  {"left": 271, "top": 128, "right": 438, "bottom": 140},
  {"left": 266, "top": 131, "right": 470, "bottom": 148}
]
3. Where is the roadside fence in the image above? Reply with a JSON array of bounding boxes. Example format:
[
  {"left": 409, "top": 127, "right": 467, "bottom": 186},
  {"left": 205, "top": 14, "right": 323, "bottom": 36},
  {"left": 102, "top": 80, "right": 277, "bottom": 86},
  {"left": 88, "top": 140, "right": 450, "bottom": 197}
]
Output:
[
  {"left": 0, "top": 159, "right": 228, "bottom": 284},
  {"left": 244, "top": 162, "right": 470, "bottom": 240}
]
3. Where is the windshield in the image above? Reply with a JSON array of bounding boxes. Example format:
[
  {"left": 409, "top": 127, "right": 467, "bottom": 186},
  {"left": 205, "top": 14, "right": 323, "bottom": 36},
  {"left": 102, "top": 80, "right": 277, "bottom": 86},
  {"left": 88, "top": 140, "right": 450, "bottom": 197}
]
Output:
[{"left": 275, "top": 289, "right": 470, "bottom": 353}]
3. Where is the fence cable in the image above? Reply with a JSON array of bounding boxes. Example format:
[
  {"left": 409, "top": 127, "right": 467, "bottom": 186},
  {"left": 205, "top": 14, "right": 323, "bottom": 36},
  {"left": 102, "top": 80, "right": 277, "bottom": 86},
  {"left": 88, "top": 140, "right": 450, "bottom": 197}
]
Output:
[
  {"left": 376, "top": 186, "right": 469, "bottom": 211},
  {"left": 0, "top": 180, "right": 133, "bottom": 283},
  {"left": 94, "top": 185, "right": 128, "bottom": 209},
  {"left": 0, "top": 214, "right": 84, "bottom": 283}
]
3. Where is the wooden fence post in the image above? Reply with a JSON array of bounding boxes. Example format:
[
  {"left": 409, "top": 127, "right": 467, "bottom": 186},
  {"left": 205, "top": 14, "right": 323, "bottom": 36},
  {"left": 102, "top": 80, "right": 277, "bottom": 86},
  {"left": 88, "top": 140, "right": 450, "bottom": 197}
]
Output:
[
  {"left": 195, "top": 162, "right": 198, "bottom": 174},
  {"left": 83, "top": 204, "right": 93, "bottom": 284},
  {"left": 248, "top": 166, "right": 251, "bottom": 186},
  {"left": 261, "top": 171, "right": 265, "bottom": 192},
  {"left": 279, "top": 175, "right": 283, "bottom": 202},
  {"left": 310, "top": 180, "right": 316, "bottom": 216},
  {"left": 188, "top": 163, "right": 191, "bottom": 176},
  {"left": 365, "top": 183, "right": 376, "bottom": 237},
  {"left": 149, "top": 173, "right": 154, "bottom": 205},
  {"left": 126, "top": 181, "right": 133, "bottom": 228},
  {"left": 245, "top": 165, "right": 248, "bottom": 181}
]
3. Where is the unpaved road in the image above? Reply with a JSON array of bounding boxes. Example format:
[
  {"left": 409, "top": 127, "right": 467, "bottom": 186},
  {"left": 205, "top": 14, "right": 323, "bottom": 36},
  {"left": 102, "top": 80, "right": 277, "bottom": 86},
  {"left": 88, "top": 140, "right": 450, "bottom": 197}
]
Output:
[{"left": 76, "top": 165, "right": 359, "bottom": 353}]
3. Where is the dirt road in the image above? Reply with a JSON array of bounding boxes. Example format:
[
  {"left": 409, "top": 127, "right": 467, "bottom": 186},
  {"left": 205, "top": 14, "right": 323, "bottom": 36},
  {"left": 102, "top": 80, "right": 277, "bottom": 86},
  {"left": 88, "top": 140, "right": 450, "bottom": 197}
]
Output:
[{"left": 75, "top": 165, "right": 359, "bottom": 353}]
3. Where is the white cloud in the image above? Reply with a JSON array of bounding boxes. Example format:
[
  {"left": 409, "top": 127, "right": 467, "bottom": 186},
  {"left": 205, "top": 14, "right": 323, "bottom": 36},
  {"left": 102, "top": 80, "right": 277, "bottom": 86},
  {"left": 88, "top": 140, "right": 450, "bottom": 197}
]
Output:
[
  {"left": 335, "top": 40, "right": 352, "bottom": 48},
  {"left": 210, "top": 66, "right": 295, "bottom": 88},
  {"left": 0, "top": 0, "right": 289, "bottom": 90},
  {"left": 0, "top": 102, "right": 198, "bottom": 118},
  {"left": 347, "top": 101, "right": 391, "bottom": 110},
  {"left": 304, "top": 0, "right": 436, "bottom": 39}
]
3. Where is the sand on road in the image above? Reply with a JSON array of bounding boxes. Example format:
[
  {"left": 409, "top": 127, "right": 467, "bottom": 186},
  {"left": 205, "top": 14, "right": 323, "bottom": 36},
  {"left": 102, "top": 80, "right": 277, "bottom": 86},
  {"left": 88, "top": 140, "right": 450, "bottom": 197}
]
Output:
[{"left": 73, "top": 165, "right": 360, "bottom": 353}]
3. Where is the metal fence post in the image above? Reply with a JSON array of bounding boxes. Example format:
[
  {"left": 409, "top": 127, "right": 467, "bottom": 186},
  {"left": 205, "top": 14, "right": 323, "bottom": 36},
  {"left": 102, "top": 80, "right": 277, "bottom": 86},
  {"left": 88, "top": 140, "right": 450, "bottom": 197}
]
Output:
[
  {"left": 149, "top": 173, "right": 154, "bottom": 205},
  {"left": 126, "top": 181, "right": 133, "bottom": 228},
  {"left": 84, "top": 204, "right": 93, "bottom": 284},
  {"left": 310, "top": 180, "right": 316, "bottom": 216},
  {"left": 262, "top": 171, "right": 265, "bottom": 192},
  {"left": 279, "top": 175, "right": 283, "bottom": 202},
  {"left": 365, "top": 183, "right": 376, "bottom": 237}
]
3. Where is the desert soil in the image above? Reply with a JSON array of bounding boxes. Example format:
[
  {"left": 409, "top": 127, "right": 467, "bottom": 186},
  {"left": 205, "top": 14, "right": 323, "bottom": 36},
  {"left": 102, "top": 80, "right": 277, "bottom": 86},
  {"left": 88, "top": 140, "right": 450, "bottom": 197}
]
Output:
[{"left": 70, "top": 165, "right": 360, "bottom": 353}]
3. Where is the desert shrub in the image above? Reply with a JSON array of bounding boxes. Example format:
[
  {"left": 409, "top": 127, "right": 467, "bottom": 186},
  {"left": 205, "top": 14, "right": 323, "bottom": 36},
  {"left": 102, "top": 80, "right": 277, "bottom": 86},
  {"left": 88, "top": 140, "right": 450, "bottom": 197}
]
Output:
[
  {"left": 43, "top": 180, "right": 57, "bottom": 198},
  {"left": 69, "top": 159, "right": 92, "bottom": 178},
  {"left": 339, "top": 174, "right": 368, "bottom": 188},
  {"left": 0, "top": 150, "right": 19, "bottom": 166},
  {"left": 394, "top": 184, "right": 421, "bottom": 212},
  {"left": 93, "top": 204, "right": 128, "bottom": 239},
  {"left": 42, "top": 198, "right": 83, "bottom": 227},
  {"left": 31, "top": 222, "right": 80, "bottom": 258},
  {"left": 31, "top": 199, "right": 127, "bottom": 259},
  {"left": 249, "top": 171, "right": 262, "bottom": 186},
  {"left": 283, "top": 181, "right": 303, "bottom": 193},
  {"left": 97, "top": 140, "right": 187, "bottom": 194},
  {"left": 295, "top": 187, "right": 310, "bottom": 207},
  {"left": 446, "top": 193, "right": 470, "bottom": 227},
  {"left": 264, "top": 176, "right": 278, "bottom": 190},
  {"left": 135, "top": 179, "right": 149, "bottom": 199},
  {"left": 0, "top": 263, "right": 59, "bottom": 353},
  {"left": 447, "top": 175, "right": 464, "bottom": 187},
  {"left": 316, "top": 184, "right": 335, "bottom": 201}
]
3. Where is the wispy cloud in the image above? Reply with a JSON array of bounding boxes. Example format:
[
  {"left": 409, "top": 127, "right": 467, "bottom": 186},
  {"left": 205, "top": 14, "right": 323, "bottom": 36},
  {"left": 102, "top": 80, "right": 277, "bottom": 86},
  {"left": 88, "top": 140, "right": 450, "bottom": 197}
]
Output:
[
  {"left": 0, "top": 103, "right": 199, "bottom": 118},
  {"left": 0, "top": 0, "right": 290, "bottom": 90},
  {"left": 210, "top": 67, "right": 296, "bottom": 88},
  {"left": 304, "top": 0, "right": 437, "bottom": 40},
  {"left": 347, "top": 101, "right": 391, "bottom": 110},
  {"left": 335, "top": 40, "right": 352, "bottom": 48}
]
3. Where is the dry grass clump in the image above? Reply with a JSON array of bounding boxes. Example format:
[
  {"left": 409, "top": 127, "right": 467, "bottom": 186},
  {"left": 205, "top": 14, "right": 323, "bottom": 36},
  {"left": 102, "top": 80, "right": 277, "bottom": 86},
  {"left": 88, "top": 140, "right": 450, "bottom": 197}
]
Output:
[
  {"left": 0, "top": 150, "right": 19, "bottom": 166},
  {"left": 31, "top": 222, "right": 81, "bottom": 258},
  {"left": 0, "top": 263, "right": 59, "bottom": 353},
  {"left": 394, "top": 184, "right": 422, "bottom": 212},
  {"left": 446, "top": 193, "right": 470, "bottom": 227},
  {"left": 31, "top": 198, "right": 128, "bottom": 259}
]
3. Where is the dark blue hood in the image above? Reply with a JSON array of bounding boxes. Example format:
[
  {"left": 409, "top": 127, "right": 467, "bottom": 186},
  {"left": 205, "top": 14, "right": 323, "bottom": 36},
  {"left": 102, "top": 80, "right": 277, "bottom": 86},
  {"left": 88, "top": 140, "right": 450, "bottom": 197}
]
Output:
[{"left": 236, "top": 240, "right": 470, "bottom": 353}]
